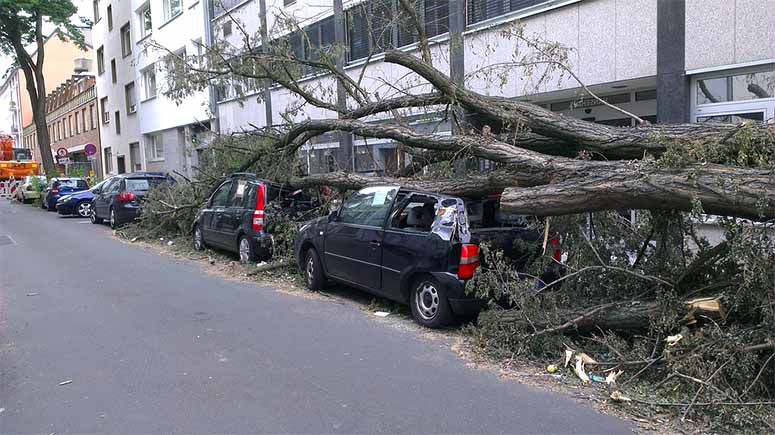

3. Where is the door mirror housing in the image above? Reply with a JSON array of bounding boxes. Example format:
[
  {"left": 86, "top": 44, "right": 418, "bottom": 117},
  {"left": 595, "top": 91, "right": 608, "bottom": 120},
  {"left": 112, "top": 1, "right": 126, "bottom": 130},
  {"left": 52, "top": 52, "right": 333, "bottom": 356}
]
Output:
[{"left": 92, "top": 188, "right": 101, "bottom": 194}]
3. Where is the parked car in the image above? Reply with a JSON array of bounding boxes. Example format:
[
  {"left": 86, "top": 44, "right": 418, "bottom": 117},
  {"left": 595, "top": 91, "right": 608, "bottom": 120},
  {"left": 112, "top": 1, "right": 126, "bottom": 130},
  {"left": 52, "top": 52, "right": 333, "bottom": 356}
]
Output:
[
  {"left": 41, "top": 177, "right": 89, "bottom": 210},
  {"left": 56, "top": 178, "right": 111, "bottom": 217},
  {"left": 90, "top": 172, "right": 172, "bottom": 229},
  {"left": 15, "top": 175, "right": 47, "bottom": 203},
  {"left": 294, "top": 185, "right": 556, "bottom": 328},
  {"left": 192, "top": 173, "right": 317, "bottom": 262}
]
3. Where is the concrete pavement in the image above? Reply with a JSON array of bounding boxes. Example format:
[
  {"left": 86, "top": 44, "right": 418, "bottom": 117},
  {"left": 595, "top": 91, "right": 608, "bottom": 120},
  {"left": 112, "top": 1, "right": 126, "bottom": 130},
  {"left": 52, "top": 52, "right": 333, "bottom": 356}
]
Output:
[{"left": 0, "top": 200, "right": 631, "bottom": 434}]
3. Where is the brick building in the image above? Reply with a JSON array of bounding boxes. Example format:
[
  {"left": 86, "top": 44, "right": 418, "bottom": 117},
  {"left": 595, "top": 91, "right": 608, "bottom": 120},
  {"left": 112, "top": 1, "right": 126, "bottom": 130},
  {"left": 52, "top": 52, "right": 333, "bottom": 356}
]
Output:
[{"left": 23, "top": 74, "right": 103, "bottom": 177}]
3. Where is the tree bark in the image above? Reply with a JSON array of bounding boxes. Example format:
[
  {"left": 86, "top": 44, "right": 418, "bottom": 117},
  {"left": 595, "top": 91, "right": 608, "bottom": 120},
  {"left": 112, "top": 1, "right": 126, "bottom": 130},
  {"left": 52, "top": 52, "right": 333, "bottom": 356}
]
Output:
[{"left": 483, "top": 297, "right": 723, "bottom": 334}]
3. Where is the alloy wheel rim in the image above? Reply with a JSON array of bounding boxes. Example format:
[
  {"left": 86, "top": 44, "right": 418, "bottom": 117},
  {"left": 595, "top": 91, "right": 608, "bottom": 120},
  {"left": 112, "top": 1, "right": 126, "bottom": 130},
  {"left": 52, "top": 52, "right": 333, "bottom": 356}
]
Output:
[
  {"left": 78, "top": 203, "right": 91, "bottom": 217},
  {"left": 239, "top": 238, "right": 250, "bottom": 263},
  {"left": 194, "top": 228, "right": 202, "bottom": 249},
  {"left": 415, "top": 282, "right": 439, "bottom": 320},
  {"left": 110, "top": 210, "right": 115, "bottom": 227},
  {"left": 306, "top": 256, "right": 315, "bottom": 284}
]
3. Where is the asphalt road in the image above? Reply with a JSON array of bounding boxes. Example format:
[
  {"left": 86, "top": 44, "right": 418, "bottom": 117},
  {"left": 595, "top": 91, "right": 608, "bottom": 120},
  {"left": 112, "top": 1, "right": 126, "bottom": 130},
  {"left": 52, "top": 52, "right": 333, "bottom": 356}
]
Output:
[{"left": 0, "top": 200, "right": 631, "bottom": 434}]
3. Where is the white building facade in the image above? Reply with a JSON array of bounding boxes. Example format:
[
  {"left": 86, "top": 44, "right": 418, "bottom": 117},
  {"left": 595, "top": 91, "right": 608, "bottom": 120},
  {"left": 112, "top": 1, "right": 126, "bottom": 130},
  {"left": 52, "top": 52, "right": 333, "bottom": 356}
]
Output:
[
  {"left": 0, "top": 72, "right": 23, "bottom": 148},
  {"left": 209, "top": 0, "right": 775, "bottom": 175},
  {"left": 92, "top": 0, "right": 211, "bottom": 177}
]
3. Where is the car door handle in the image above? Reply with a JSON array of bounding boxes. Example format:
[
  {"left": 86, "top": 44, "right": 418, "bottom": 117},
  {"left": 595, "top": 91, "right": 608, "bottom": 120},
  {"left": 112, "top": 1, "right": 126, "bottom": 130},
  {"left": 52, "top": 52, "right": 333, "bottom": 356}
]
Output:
[{"left": 370, "top": 241, "right": 381, "bottom": 247}]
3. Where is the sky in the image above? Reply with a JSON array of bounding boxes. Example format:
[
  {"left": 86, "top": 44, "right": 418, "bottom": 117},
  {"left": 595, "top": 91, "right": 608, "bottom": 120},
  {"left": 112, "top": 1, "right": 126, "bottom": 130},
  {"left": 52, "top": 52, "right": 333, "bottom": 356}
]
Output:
[{"left": 1, "top": 0, "right": 92, "bottom": 75}]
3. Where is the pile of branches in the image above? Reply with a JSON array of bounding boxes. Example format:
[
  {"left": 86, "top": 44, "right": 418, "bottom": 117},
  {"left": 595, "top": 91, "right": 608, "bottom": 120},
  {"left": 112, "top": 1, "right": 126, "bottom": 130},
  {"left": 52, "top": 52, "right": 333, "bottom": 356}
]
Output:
[{"left": 467, "top": 209, "right": 775, "bottom": 432}]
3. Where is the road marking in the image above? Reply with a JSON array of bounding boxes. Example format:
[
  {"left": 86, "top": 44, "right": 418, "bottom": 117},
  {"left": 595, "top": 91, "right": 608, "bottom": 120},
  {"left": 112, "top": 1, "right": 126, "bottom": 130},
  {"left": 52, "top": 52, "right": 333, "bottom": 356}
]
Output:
[{"left": 0, "top": 234, "right": 17, "bottom": 247}]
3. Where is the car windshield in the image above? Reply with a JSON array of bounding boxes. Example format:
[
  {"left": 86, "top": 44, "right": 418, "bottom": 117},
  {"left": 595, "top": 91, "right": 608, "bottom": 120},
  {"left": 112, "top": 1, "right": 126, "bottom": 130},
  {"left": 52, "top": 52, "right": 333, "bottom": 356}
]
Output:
[{"left": 126, "top": 178, "right": 164, "bottom": 191}]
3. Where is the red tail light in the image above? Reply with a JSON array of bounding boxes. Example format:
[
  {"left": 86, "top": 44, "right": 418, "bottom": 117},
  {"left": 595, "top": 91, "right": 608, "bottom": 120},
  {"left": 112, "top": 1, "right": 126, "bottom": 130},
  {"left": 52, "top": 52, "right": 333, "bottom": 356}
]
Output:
[
  {"left": 252, "top": 183, "right": 265, "bottom": 232},
  {"left": 458, "top": 244, "right": 480, "bottom": 280},
  {"left": 51, "top": 189, "right": 59, "bottom": 195},
  {"left": 117, "top": 191, "right": 136, "bottom": 203},
  {"left": 550, "top": 235, "right": 562, "bottom": 263}
]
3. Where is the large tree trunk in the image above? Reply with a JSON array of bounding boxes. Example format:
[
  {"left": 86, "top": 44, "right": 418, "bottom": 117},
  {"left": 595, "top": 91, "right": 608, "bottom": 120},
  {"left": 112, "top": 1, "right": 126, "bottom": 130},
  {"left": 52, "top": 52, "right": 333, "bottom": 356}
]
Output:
[{"left": 482, "top": 297, "right": 723, "bottom": 334}]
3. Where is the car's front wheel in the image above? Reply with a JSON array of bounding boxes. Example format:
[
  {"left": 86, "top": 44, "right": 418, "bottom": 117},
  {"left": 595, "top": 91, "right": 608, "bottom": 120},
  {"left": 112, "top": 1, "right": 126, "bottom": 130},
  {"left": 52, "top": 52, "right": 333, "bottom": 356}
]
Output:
[
  {"left": 303, "top": 248, "right": 326, "bottom": 291},
  {"left": 409, "top": 276, "right": 453, "bottom": 328},
  {"left": 76, "top": 201, "right": 92, "bottom": 218},
  {"left": 193, "top": 225, "right": 205, "bottom": 251},
  {"left": 90, "top": 207, "right": 103, "bottom": 224},
  {"left": 238, "top": 235, "right": 258, "bottom": 263}
]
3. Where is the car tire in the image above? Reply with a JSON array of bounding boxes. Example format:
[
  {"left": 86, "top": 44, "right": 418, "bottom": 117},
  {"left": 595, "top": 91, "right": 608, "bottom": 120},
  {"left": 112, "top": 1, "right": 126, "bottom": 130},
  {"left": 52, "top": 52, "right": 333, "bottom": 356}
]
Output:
[
  {"left": 238, "top": 235, "right": 257, "bottom": 264},
  {"left": 76, "top": 201, "right": 92, "bottom": 218},
  {"left": 90, "top": 207, "right": 103, "bottom": 224},
  {"left": 109, "top": 208, "right": 119, "bottom": 229},
  {"left": 409, "top": 276, "right": 453, "bottom": 329},
  {"left": 303, "top": 248, "right": 326, "bottom": 291},
  {"left": 193, "top": 225, "right": 205, "bottom": 251}
]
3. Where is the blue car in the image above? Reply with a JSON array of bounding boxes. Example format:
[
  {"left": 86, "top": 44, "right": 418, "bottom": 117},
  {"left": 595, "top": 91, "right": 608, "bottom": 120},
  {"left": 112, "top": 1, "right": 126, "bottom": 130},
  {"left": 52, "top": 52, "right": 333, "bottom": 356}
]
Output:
[
  {"left": 56, "top": 178, "right": 111, "bottom": 217},
  {"left": 41, "top": 177, "right": 89, "bottom": 211}
]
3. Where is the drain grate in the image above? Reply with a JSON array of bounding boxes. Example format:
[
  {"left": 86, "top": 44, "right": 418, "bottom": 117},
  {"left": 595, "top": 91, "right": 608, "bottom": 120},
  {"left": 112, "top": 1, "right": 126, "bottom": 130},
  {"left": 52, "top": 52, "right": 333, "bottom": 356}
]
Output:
[{"left": 0, "top": 235, "right": 16, "bottom": 247}]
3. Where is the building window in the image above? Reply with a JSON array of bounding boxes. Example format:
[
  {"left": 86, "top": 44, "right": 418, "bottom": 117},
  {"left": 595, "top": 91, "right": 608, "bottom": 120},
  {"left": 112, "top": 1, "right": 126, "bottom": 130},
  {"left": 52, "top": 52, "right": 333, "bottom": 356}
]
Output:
[
  {"left": 214, "top": 0, "right": 244, "bottom": 16},
  {"left": 163, "top": 0, "right": 182, "bottom": 21},
  {"left": 222, "top": 20, "right": 232, "bottom": 37},
  {"left": 97, "top": 46, "right": 105, "bottom": 74},
  {"left": 467, "top": 0, "right": 548, "bottom": 25},
  {"left": 107, "top": 4, "right": 113, "bottom": 30},
  {"left": 141, "top": 65, "right": 157, "bottom": 100},
  {"left": 120, "top": 23, "right": 132, "bottom": 57},
  {"left": 111, "top": 59, "right": 117, "bottom": 83},
  {"left": 125, "top": 82, "right": 137, "bottom": 114},
  {"left": 68, "top": 115, "right": 73, "bottom": 137},
  {"left": 104, "top": 147, "right": 113, "bottom": 173},
  {"left": 424, "top": 0, "right": 449, "bottom": 38},
  {"left": 284, "top": 0, "right": 296, "bottom": 5},
  {"left": 89, "top": 104, "right": 95, "bottom": 129},
  {"left": 93, "top": 0, "right": 100, "bottom": 22},
  {"left": 147, "top": 134, "right": 164, "bottom": 161},
  {"left": 138, "top": 3, "right": 153, "bottom": 39},
  {"left": 696, "top": 70, "right": 775, "bottom": 105},
  {"left": 82, "top": 108, "right": 87, "bottom": 131},
  {"left": 75, "top": 114, "right": 80, "bottom": 134},
  {"left": 115, "top": 111, "right": 121, "bottom": 134},
  {"left": 100, "top": 97, "right": 110, "bottom": 124}
]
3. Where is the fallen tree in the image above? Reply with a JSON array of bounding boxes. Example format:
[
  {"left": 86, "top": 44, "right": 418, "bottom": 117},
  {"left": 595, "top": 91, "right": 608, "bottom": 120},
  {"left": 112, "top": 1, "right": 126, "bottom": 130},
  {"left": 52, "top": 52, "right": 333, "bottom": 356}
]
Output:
[{"left": 140, "top": 10, "right": 775, "bottom": 432}]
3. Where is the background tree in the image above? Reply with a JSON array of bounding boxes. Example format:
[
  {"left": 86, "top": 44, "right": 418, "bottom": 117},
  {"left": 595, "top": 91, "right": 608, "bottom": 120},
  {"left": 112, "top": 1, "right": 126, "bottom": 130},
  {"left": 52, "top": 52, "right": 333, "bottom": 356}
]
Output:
[{"left": 0, "top": 0, "right": 85, "bottom": 175}]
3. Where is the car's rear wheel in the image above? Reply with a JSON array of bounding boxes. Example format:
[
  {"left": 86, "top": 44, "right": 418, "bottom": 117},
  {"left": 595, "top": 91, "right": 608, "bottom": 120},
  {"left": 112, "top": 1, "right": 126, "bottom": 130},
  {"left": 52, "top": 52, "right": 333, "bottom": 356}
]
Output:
[
  {"left": 409, "top": 276, "right": 453, "bottom": 328},
  {"left": 90, "top": 207, "right": 103, "bottom": 224},
  {"left": 193, "top": 225, "right": 205, "bottom": 251},
  {"left": 238, "top": 235, "right": 257, "bottom": 263},
  {"left": 109, "top": 208, "right": 120, "bottom": 229},
  {"left": 76, "top": 201, "right": 92, "bottom": 217},
  {"left": 303, "top": 248, "right": 326, "bottom": 291}
]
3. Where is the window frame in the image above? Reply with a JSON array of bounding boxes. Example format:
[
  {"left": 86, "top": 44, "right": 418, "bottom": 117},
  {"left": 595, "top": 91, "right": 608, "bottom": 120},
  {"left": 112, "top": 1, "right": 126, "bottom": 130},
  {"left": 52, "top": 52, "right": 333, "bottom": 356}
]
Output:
[
  {"left": 163, "top": 0, "right": 183, "bottom": 23},
  {"left": 141, "top": 64, "right": 157, "bottom": 101},
  {"left": 107, "top": 4, "right": 113, "bottom": 30},
  {"left": 125, "top": 81, "right": 137, "bottom": 114},
  {"left": 96, "top": 46, "right": 105, "bottom": 75},
  {"left": 137, "top": 2, "right": 153, "bottom": 40},
  {"left": 210, "top": 180, "right": 234, "bottom": 208},
  {"left": 337, "top": 186, "right": 398, "bottom": 228},
  {"left": 100, "top": 97, "right": 110, "bottom": 124},
  {"left": 120, "top": 23, "right": 132, "bottom": 57}
]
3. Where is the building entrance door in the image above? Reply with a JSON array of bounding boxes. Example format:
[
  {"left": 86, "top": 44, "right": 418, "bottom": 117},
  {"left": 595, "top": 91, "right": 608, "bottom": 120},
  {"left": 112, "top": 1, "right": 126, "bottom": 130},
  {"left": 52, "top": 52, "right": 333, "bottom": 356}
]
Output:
[{"left": 117, "top": 155, "right": 126, "bottom": 174}]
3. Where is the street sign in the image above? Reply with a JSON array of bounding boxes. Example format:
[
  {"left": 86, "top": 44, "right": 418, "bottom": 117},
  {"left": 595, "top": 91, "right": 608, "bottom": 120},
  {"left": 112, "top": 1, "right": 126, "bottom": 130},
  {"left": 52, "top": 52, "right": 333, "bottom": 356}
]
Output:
[
  {"left": 84, "top": 143, "right": 97, "bottom": 156},
  {"left": 57, "top": 157, "right": 71, "bottom": 164},
  {"left": 56, "top": 147, "right": 68, "bottom": 158},
  {"left": 87, "top": 154, "right": 97, "bottom": 161}
]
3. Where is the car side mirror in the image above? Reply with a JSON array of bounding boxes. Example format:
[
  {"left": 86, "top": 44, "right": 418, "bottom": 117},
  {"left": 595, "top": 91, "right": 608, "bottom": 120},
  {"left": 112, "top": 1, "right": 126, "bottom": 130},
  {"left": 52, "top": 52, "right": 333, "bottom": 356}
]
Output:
[
  {"left": 328, "top": 209, "right": 339, "bottom": 222},
  {"left": 93, "top": 189, "right": 101, "bottom": 194}
]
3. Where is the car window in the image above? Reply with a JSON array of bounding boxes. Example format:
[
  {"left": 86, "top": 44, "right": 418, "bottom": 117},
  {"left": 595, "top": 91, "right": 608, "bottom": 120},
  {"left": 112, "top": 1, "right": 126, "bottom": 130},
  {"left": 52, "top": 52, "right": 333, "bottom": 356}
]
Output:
[
  {"left": 230, "top": 179, "right": 248, "bottom": 207},
  {"left": 339, "top": 186, "right": 397, "bottom": 227},
  {"left": 211, "top": 181, "right": 233, "bottom": 207},
  {"left": 106, "top": 178, "right": 123, "bottom": 193},
  {"left": 390, "top": 195, "right": 437, "bottom": 232}
]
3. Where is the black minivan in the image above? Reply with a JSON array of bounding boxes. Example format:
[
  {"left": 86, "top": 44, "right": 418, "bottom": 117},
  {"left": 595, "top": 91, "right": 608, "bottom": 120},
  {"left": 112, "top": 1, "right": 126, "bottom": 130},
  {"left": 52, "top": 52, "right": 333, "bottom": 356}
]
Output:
[{"left": 192, "top": 173, "right": 314, "bottom": 263}]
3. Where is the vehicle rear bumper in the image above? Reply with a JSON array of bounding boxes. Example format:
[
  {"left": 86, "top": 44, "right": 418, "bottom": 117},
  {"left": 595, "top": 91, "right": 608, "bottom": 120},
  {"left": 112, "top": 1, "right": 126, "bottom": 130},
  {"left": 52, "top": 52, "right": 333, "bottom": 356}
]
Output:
[
  {"left": 115, "top": 205, "right": 140, "bottom": 223},
  {"left": 431, "top": 272, "right": 487, "bottom": 316}
]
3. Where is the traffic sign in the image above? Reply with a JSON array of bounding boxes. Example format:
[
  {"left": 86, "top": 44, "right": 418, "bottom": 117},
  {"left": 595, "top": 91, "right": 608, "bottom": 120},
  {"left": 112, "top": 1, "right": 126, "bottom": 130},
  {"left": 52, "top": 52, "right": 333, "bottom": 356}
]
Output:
[
  {"left": 56, "top": 147, "right": 68, "bottom": 158},
  {"left": 57, "top": 157, "right": 71, "bottom": 164},
  {"left": 84, "top": 143, "right": 97, "bottom": 156}
]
